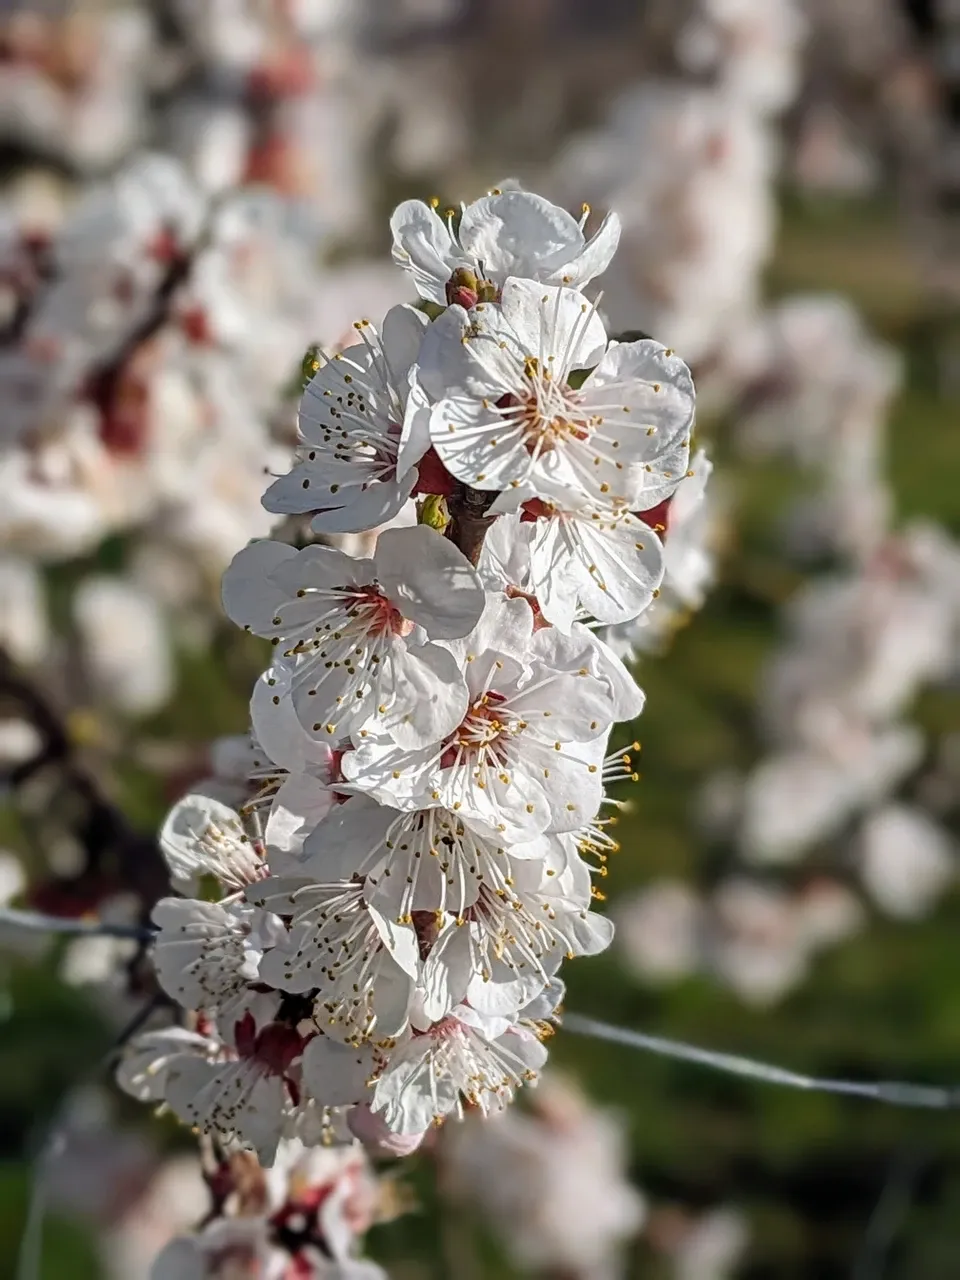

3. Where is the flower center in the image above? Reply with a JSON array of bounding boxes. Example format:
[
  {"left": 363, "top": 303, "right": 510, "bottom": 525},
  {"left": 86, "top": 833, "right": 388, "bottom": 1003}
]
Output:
[
  {"left": 440, "top": 691, "right": 513, "bottom": 767},
  {"left": 341, "top": 585, "right": 414, "bottom": 638},
  {"left": 497, "top": 359, "right": 591, "bottom": 457}
]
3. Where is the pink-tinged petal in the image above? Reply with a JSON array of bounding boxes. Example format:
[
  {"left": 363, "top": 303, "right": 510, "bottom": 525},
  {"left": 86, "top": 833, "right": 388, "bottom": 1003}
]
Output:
[{"left": 348, "top": 1103, "right": 426, "bottom": 1157}]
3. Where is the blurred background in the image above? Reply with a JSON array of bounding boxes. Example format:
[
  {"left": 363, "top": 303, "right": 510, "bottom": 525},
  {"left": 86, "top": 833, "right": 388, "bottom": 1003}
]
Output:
[{"left": 1, "top": 1, "right": 960, "bottom": 1276}]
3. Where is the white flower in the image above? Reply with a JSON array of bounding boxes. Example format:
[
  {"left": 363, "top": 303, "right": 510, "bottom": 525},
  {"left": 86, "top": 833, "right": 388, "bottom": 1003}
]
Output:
[
  {"left": 249, "top": 876, "right": 418, "bottom": 1043},
  {"left": 164, "top": 1014, "right": 306, "bottom": 1166},
  {"left": 614, "top": 880, "right": 704, "bottom": 983},
  {"left": 419, "top": 278, "right": 694, "bottom": 510},
  {"left": 73, "top": 576, "right": 173, "bottom": 716},
  {"left": 262, "top": 304, "right": 428, "bottom": 534},
  {"left": 341, "top": 596, "right": 617, "bottom": 839},
  {"left": 481, "top": 501, "right": 665, "bottom": 632},
  {"left": 40, "top": 154, "right": 204, "bottom": 362},
  {"left": 740, "top": 725, "right": 924, "bottom": 864},
  {"left": 678, "top": 0, "right": 806, "bottom": 115},
  {"left": 442, "top": 1073, "right": 645, "bottom": 1275},
  {"left": 369, "top": 1005, "right": 549, "bottom": 1134},
  {"left": 160, "top": 794, "right": 266, "bottom": 896},
  {"left": 115, "top": 1027, "right": 219, "bottom": 1104},
  {"left": 150, "top": 1217, "right": 284, "bottom": 1280},
  {"left": 391, "top": 191, "right": 620, "bottom": 305},
  {"left": 670, "top": 1206, "right": 750, "bottom": 1280},
  {"left": 708, "top": 878, "right": 809, "bottom": 1007},
  {"left": 266, "top": 1140, "right": 380, "bottom": 1263},
  {"left": 555, "top": 84, "right": 775, "bottom": 363},
  {"left": 248, "top": 665, "right": 340, "bottom": 860},
  {"left": 151, "top": 898, "right": 285, "bottom": 1029},
  {"left": 223, "top": 527, "right": 484, "bottom": 747},
  {"left": 291, "top": 805, "right": 600, "bottom": 1025},
  {"left": 858, "top": 805, "right": 955, "bottom": 920},
  {"left": 302, "top": 795, "right": 556, "bottom": 924},
  {"left": 421, "top": 856, "right": 614, "bottom": 1019},
  {"left": 602, "top": 447, "right": 716, "bottom": 657}
]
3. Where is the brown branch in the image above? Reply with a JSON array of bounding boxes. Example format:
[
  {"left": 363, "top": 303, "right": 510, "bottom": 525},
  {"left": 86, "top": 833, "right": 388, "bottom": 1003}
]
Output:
[
  {"left": 447, "top": 484, "right": 498, "bottom": 566},
  {"left": 0, "top": 648, "right": 170, "bottom": 916}
]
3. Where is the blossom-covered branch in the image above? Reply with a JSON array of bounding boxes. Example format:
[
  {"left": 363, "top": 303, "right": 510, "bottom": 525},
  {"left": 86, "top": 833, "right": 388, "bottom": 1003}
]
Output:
[{"left": 115, "top": 191, "right": 702, "bottom": 1202}]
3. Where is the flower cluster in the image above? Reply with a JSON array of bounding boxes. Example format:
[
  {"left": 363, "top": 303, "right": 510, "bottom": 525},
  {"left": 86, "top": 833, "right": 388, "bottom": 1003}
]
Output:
[{"left": 118, "top": 189, "right": 698, "bottom": 1159}]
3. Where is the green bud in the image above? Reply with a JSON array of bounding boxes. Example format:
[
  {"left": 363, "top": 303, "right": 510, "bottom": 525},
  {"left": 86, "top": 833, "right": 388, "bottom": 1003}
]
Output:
[
  {"left": 417, "top": 494, "right": 451, "bottom": 532},
  {"left": 300, "top": 344, "right": 321, "bottom": 388},
  {"left": 418, "top": 300, "right": 447, "bottom": 321}
]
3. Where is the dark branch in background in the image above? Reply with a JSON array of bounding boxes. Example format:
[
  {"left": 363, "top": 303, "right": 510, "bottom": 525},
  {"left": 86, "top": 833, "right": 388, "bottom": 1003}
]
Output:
[
  {"left": 0, "top": 647, "right": 170, "bottom": 918},
  {"left": 80, "top": 222, "right": 204, "bottom": 460}
]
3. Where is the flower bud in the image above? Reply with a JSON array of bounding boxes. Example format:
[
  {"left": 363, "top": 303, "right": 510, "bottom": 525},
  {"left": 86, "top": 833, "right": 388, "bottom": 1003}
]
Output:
[
  {"left": 445, "top": 266, "right": 479, "bottom": 309},
  {"left": 416, "top": 493, "right": 450, "bottom": 532},
  {"left": 300, "top": 343, "right": 321, "bottom": 388}
]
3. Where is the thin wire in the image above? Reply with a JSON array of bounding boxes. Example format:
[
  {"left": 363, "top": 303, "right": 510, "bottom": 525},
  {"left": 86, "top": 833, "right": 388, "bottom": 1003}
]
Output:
[
  {"left": 562, "top": 1013, "right": 960, "bottom": 1110},
  {"left": 0, "top": 907, "right": 155, "bottom": 943}
]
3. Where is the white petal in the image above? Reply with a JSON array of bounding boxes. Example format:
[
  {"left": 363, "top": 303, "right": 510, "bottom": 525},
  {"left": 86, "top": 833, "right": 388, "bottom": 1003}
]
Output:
[
  {"left": 576, "top": 626, "right": 646, "bottom": 721},
  {"left": 466, "top": 966, "right": 550, "bottom": 1017},
  {"left": 368, "top": 904, "right": 421, "bottom": 981},
  {"left": 458, "top": 191, "right": 583, "bottom": 280},
  {"left": 221, "top": 540, "right": 298, "bottom": 635},
  {"left": 390, "top": 200, "right": 459, "bottom": 304},
  {"left": 420, "top": 923, "right": 473, "bottom": 1021},
  {"left": 417, "top": 304, "right": 516, "bottom": 401},
  {"left": 250, "top": 664, "right": 335, "bottom": 774},
  {"left": 381, "top": 303, "right": 428, "bottom": 388},
  {"left": 366, "top": 642, "right": 469, "bottom": 749},
  {"left": 498, "top": 277, "right": 607, "bottom": 372},
  {"left": 301, "top": 796, "right": 395, "bottom": 880},
  {"left": 397, "top": 368, "right": 434, "bottom": 481},
  {"left": 548, "top": 210, "right": 621, "bottom": 288},
  {"left": 369, "top": 952, "right": 415, "bottom": 1038},
  {"left": 302, "top": 1035, "right": 377, "bottom": 1107},
  {"left": 309, "top": 474, "right": 414, "bottom": 536},
  {"left": 372, "top": 1038, "right": 460, "bottom": 1134},
  {"left": 582, "top": 339, "right": 695, "bottom": 509},
  {"left": 269, "top": 542, "right": 371, "bottom": 596},
  {"left": 264, "top": 773, "right": 336, "bottom": 859},
  {"left": 375, "top": 526, "right": 484, "bottom": 640}
]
